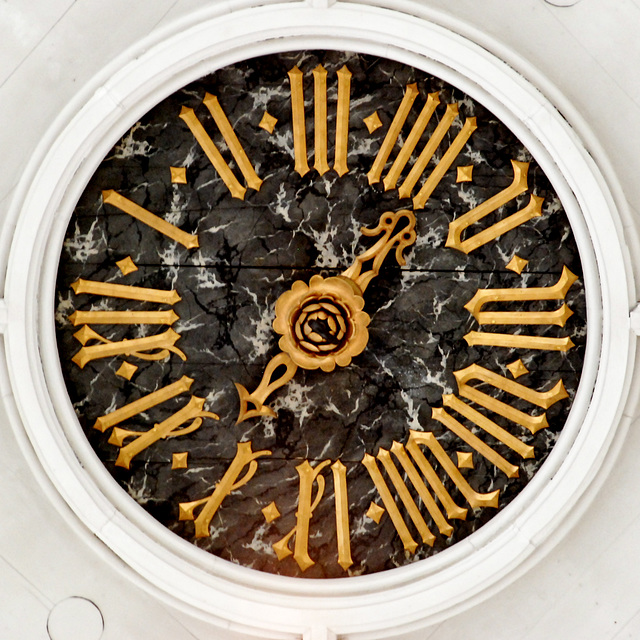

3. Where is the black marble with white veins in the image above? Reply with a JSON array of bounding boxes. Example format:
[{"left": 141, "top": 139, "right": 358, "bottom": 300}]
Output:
[{"left": 55, "top": 51, "right": 588, "bottom": 578}]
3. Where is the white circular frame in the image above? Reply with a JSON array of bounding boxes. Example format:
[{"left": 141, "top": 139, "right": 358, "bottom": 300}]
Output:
[{"left": 3, "top": 2, "right": 634, "bottom": 638}]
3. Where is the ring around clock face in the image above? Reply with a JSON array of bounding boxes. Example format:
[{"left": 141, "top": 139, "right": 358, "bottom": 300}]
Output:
[{"left": 54, "top": 50, "right": 587, "bottom": 579}]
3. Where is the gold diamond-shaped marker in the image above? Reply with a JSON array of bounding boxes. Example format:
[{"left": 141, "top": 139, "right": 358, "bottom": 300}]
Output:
[
  {"left": 172, "top": 452, "right": 189, "bottom": 469},
  {"left": 456, "top": 165, "right": 474, "bottom": 182},
  {"left": 363, "top": 111, "right": 382, "bottom": 134},
  {"left": 506, "top": 255, "right": 529, "bottom": 274},
  {"left": 115, "top": 361, "right": 138, "bottom": 380},
  {"left": 170, "top": 166, "right": 187, "bottom": 184},
  {"left": 456, "top": 451, "right": 474, "bottom": 469},
  {"left": 73, "top": 325, "right": 95, "bottom": 345},
  {"left": 507, "top": 359, "right": 529, "bottom": 379},
  {"left": 259, "top": 111, "right": 278, "bottom": 134},
  {"left": 116, "top": 256, "right": 138, "bottom": 276},
  {"left": 366, "top": 502, "right": 385, "bottom": 524},
  {"left": 261, "top": 501, "right": 281, "bottom": 523}
]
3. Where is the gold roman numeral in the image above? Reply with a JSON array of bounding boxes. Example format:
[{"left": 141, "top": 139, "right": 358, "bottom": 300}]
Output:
[
  {"left": 69, "top": 277, "right": 181, "bottom": 327},
  {"left": 334, "top": 66, "right": 352, "bottom": 177},
  {"left": 102, "top": 190, "right": 199, "bottom": 249},
  {"left": 463, "top": 266, "right": 578, "bottom": 351},
  {"left": 432, "top": 362, "right": 567, "bottom": 476},
  {"left": 109, "top": 396, "right": 218, "bottom": 469},
  {"left": 367, "top": 83, "right": 477, "bottom": 209},
  {"left": 446, "top": 160, "right": 542, "bottom": 253},
  {"left": 94, "top": 375, "right": 193, "bottom": 431},
  {"left": 69, "top": 275, "right": 185, "bottom": 365},
  {"left": 179, "top": 93, "right": 262, "bottom": 200},
  {"left": 272, "top": 458, "right": 353, "bottom": 572},
  {"left": 91, "top": 375, "right": 217, "bottom": 469},
  {"left": 71, "top": 326, "right": 186, "bottom": 368},
  {"left": 362, "top": 361, "right": 568, "bottom": 551},
  {"left": 70, "top": 279, "right": 181, "bottom": 305},
  {"left": 179, "top": 442, "right": 272, "bottom": 538},
  {"left": 363, "top": 430, "right": 496, "bottom": 553},
  {"left": 69, "top": 309, "right": 178, "bottom": 326},
  {"left": 287, "top": 64, "right": 353, "bottom": 178}
]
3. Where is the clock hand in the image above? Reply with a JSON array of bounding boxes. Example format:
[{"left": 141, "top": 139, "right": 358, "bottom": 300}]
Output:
[{"left": 235, "top": 209, "right": 416, "bottom": 423}]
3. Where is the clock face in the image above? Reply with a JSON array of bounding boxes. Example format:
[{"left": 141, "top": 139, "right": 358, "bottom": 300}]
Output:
[{"left": 54, "top": 50, "right": 586, "bottom": 579}]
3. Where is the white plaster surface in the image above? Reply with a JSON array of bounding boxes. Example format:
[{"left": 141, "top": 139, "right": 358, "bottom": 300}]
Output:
[{"left": 1, "top": 1, "right": 639, "bottom": 638}]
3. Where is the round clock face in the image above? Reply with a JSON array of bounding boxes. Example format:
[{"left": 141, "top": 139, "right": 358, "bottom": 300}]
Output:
[{"left": 54, "top": 50, "right": 586, "bottom": 579}]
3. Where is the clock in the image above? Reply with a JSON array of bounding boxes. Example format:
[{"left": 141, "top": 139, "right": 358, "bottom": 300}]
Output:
[
  {"left": 54, "top": 49, "right": 586, "bottom": 579},
  {"left": 6, "top": 3, "right": 632, "bottom": 634}
]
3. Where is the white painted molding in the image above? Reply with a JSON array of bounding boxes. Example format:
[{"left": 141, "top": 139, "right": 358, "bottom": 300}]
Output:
[
  {"left": 304, "top": 627, "right": 337, "bottom": 640},
  {"left": 1, "top": 1, "right": 634, "bottom": 638},
  {"left": 630, "top": 304, "right": 640, "bottom": 334},
  {"left": 308, "top": 0, "right": 337, "bottom": 7},
  {"left": 544, "top": 0, "right": 582, "bottom": 6}
]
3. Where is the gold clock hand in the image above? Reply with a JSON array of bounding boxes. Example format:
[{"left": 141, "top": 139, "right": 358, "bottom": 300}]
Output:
[
  {"left": 235, "top": 209, "right": 417, "bottom": 423},
  {"left": 341, "top": 209, "right": 416, "bottom": 293}
]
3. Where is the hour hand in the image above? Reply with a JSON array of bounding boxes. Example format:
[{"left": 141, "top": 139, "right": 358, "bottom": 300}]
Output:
[{"left": 235, "top": 209, "right": 416, "bottom": 423}]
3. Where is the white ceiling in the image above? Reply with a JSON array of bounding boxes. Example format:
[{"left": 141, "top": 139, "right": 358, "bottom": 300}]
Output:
[{"left": 1, "top": 1, "right": 640, "bottom": 638}]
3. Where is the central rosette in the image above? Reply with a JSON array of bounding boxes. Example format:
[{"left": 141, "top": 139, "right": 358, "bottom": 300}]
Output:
[{"left": 273, "top": 274, "right": 371, "bottom": 372}]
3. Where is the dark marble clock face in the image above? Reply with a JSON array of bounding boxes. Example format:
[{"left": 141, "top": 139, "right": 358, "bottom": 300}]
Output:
[{"left": 54, "top": 50, "right": 586, "bottom": 578}]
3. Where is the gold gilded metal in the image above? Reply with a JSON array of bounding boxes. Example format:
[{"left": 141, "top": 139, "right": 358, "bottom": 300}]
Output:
[
  {"left": 507, "top": 359, "right": 529, "bottom": 378},
  {"left": 116, "top": 256, "right": 138, "bottom": 275},
  {"left": 366, "top": 502, "right": 385, "bottom": 523},
  {"left": 287, "top": 66, "right": 310, "bottom": 177},
  {"left": 367, "top": 83, "right": 419, "bottom": 185},
  {"left": 397, "top": 101, "right": 457, "bottom": 198},
  {"left": 179, "top": 106, "right": 247, "bottom": 200},
  {"left": 235, "top": 352, "right": 297, "bottom": 422},
  {"left": 432, "top": 405, "right": 521, "bottom": 477},
  {"left": 377, "top": 447, "right": 436, "bottom": 546},
  {"left": 202, "top": 93, "right": 263, "bottom": 192},
  {"left": 363, "top": 111, "right": 382, "bottom": 134},
  {"left": 93, "top": 375, "right": 193, "bottom": 432},
  {"left": 313, "top": 65, "right": 330, "bottom": 176},
  {"left": 331, "top": 460, "right": 353, "bottom": 571},
  {"left": 172, "top": 452, "right": 189, "bottom": 469},
  {"left": 262, "top": 501, "right": 281, "bottom": 523},
  {"left": 334, "top": 65, "right": 352, "bottom": 177},
  {"left": 363, "top": 436, "right": 470, "bottom": 550},
  {"left": 170, "top": 166, "right": 187, "bottom": 184},
  {"left": 443, "top": 395, "right": 534, "bottom": 459},
  {"left": 69, "top": 309, "right": 179, "bottom": 326},
  {"left": 454, "top": 363, "right": 568, "bottom": 432},
  {"left": 111, "top": 396, "right": 218, "bottom": 469},
  {"left": 235, "top": 210, "right": 416, "bottom": 422},
  {"left": 179, "top": 442, "right": 272, "bottom": 538},
  {"left": 362, "top": 452, "right": 418, "bottom": 553},
  {"left": 272, "top": 459, "right": 331, "bottom": 571},
  {"left": 456, "top": 165, "right": 474, "bottom": 182},
  {"left": 71, "top": 279, "right": 181, "bottom": 305},
  {"left": 465, "top": 266, "right": 578, "bottom": 326},
  {"left": 342, "top": 210, "right": 416, "bottom": 292},
  {"left": 72, "top": 326, "right": 186, "bottom": 369},
  {"left": 506, "top": 255, "right": 528, "bottom": 274},
  {"left": 446, "top": 161, "right": 539, "bottom": 253},
  {"left": 382, "top": 92, "right": 440, "bottom": 191},
  {"left": 456, "top": 451, "right": 474, "bottom": 469},
  {"left": 464, "top": 331, "right": 575, "bottom": 351},
  {"left": 259, "top": 110, "right": 278, "bottom": 134},
  {"left": 406, "top": 431, "right": 500, "bottom": 509},
  {"left": 411, "top": 117, "right": 477, "bottom": 210},
  {"left": 115, "top": 361, "right": 138, "bottom": 380},
  {"left": 397, "top": 438, "right": 467, "bottom": 521},
  {"left": 389, "top": 441, "right": 453, "bottom": 537},
  {"left": 103, "top": 190, "right": 199, "bottom": 249},
  {"left": 273, "top": 275, "right": 370, "bottom": 372}
]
